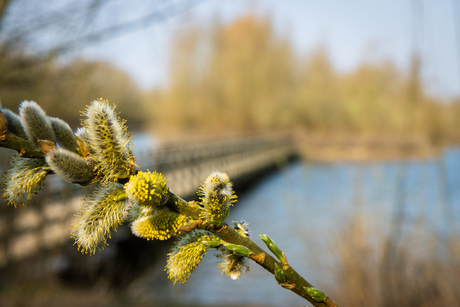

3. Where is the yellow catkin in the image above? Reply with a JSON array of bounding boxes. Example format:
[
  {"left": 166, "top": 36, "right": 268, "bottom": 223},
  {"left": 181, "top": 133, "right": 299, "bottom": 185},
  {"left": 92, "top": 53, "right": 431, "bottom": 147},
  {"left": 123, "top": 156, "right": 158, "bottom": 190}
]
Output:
[
  {"left": 125, "top": 170, "right": 168, "bottom": 207},
  {"left": 2, "top": 156, "right": 49, "bottom": 207},
  {"left": 71, "top": 183, "right": 126, "bottom": 255},
  {"left": 83, "top": 99, "right": 132, "bottom": 183},
  {"left": 131, "top": 210, "right": 187, "bottom": 241},
  {"left": 165, "top": 230, "right": 215, "bottom": 284},
  {"left": 197, "top": 172, "right": 237, "bottom": 225}
]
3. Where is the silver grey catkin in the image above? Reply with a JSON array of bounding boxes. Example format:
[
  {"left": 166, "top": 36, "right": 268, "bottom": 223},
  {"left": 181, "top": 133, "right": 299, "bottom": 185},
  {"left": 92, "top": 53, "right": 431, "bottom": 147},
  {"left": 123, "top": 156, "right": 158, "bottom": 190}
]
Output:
[
  {"left": 45, "top": 148, "right": 94, "bottom": 183},
  {"left": 49, "top": 117, "right": 79, "bottom": 153},
  {"left": 1, "top": 108, "right": 27, "bottom": 139},
  {"left": 19, "top": 101, "right": 55, "bottom": 148}
]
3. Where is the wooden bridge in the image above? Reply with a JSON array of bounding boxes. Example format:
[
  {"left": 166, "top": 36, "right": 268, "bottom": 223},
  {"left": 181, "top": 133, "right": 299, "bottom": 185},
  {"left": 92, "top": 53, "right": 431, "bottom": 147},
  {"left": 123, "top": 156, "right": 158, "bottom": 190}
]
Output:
[{"left": 0, "top": 133, "right": 298, "bottom": 268}]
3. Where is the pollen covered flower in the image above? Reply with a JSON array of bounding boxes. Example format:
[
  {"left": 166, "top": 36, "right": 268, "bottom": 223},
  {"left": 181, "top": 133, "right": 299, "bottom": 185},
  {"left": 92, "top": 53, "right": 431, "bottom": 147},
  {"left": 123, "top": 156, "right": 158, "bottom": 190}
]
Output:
[
  {"left": 198, "top": 171, "right": 237, "bottom": 226},
  {"left": 71, "top": 183, "right": 127, "bottom": 255},
  {"left": 125, "top": 170, "right": 168, "bottom": 207},
  {"left": 83, "top": 99, "right": 133, "bottom": 183},
  {"left": 215, "top": 246, "right": 250, "bottom": 280},
  {"left": 2, "top": 155, "right": 49, "bottom": 207},
  {"left": 131, "top": 209, "right": 187, "bottom": 241},
  {"left": 166, "top": 229, "right": 218, "bottom": 284}
]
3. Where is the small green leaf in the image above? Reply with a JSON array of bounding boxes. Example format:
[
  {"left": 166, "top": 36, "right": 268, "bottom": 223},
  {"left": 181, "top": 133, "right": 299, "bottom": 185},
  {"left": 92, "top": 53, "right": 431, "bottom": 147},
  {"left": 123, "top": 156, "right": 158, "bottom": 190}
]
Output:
[
  {"left": 304, "top": 287, "right": 326, "bottom": 302},
  {"left": 274, "top": 263, "right": 287, "bottom": 284},
  {"left": 223, "top": 243, "right": 251, "bottom": 257},
  {"left": 259, "top": 234, "right": 285, "bottom": 264}
]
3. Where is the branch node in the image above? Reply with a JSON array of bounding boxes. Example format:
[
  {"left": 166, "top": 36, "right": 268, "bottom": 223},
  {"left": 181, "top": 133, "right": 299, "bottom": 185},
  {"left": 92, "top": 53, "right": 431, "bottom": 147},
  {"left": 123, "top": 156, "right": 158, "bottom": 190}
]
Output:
[
  {"left": 280, "top": 283, "right": 296, "bottom": 290},
  {"left": 178, "top": 220, "right": 201, "bottom": 233},
  {"left": 249, "top": 252, "right": 265, "bottom": 264},
  {"left": 325, "top": 296, "right": 338, "bottom": 307},
  {"left": 216, "top": 225, "right": 227, "bottom": 232},
  {"left": 282, "top": 251, "right": 290, "bottom": 269}
]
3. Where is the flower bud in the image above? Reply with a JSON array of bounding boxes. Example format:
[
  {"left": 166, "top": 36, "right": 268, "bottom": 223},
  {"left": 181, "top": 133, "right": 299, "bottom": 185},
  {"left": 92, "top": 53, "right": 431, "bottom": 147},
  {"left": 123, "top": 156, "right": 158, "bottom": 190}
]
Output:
[
  {"left": 45, "top": 148, "right": 94, "bottom": 184},
  {"left": 0, "top": 108, "right": 27, "bottom": 139},
  {"left": 274, "top": 263, "right": 287, "bottom": 284},
  {"left": 260, "top": 234, "right": 285, "bottom": 265},
  {"left": 37, "top": 140, "right": 57, "bottom": 154},
  {"left": 49, "top": 117, "right": 79, "bottom": 153},
  {"left": 304, "top": 287, "right": 326, "bottom": 302},
  {"left": 19, "top": 101, "right": 55, "bottom": 148}
]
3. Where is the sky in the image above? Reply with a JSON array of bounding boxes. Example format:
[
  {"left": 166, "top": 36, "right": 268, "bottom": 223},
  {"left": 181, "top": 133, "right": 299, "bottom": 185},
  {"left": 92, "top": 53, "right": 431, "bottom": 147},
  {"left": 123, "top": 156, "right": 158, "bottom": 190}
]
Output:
[{"left": 6, "top": 0, "right": 459, "bottom": 99}]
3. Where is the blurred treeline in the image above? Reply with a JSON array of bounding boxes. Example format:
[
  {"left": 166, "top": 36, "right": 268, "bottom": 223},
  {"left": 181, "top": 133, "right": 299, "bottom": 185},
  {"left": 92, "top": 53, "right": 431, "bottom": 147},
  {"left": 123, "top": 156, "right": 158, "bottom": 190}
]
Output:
[
  {"left": 146, "top": 14, "right": 460, "bottom": 145},
  {"left": 2, "top": 12, "right": 460, "bottom": 144},
  {"left": 0, "top": 42, "right": 147, "bottom": 129}
]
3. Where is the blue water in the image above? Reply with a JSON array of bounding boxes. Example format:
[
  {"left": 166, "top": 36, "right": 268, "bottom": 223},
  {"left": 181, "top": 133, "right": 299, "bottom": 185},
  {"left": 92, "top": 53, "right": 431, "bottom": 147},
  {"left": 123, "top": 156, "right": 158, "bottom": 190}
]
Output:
[{"left": 133, "top": 148, "right": 460, "bottom": 306}]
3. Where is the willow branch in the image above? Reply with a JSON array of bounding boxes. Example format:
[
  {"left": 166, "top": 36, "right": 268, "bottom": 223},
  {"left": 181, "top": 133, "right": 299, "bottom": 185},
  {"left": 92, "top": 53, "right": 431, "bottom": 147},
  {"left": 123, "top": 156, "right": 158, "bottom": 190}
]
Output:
[
  {"left": 0, "top": 133, "right": 44, "bottom": 159},
  {"left": 165, "top": 190, "right": 336, "bottom": 307}
]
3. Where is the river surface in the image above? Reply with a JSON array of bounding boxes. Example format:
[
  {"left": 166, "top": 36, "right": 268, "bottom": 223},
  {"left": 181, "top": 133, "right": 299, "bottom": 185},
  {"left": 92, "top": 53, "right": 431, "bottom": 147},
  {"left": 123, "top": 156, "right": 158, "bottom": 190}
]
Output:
[{"left": 129, "top": 147, "right": 460, "bottom": 306}]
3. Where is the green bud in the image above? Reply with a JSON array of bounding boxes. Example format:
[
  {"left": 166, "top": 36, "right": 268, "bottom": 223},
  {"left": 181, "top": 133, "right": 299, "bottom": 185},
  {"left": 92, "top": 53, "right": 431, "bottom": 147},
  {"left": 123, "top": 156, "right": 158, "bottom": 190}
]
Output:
[
  {"left": 304, "top": 287, "right": 326, "bottom": 302},
  {"left": 259, "top": 234, "right": 285, "bottom": 264},
  {"left": 274, "top": 263, "right": 287, "bottom": 284},
  {"left": 223, "top": 243, "right": 252, "bottom": 257}
]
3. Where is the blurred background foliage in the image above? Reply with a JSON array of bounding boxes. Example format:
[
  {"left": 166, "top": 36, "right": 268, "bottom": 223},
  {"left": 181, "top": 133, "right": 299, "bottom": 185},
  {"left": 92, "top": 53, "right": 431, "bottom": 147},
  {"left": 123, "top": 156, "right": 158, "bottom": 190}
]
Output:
[
  {"left": 1, "top": 9, "right": 459, "bottom": 144},
  {"left": 0, "top": 43, "right": 146, "bottom": 128},
  {"left": 146, "top": 13, "right": 460, "bottom": 144}
]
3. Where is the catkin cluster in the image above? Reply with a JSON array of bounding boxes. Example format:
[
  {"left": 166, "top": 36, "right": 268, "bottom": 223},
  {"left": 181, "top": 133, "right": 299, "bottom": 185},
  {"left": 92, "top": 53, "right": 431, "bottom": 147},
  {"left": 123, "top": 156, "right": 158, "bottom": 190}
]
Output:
[{"left": 1, "top": 100, "right": 251, "bottom": 286}]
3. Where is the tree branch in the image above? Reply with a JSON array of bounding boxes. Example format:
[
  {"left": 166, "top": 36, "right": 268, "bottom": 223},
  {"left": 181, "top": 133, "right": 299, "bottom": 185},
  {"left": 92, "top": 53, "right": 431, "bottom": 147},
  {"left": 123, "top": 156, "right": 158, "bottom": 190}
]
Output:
[
  {"left": 0, "top": 133, "right": 44, "bottom": 159},
  {"left": 165, "top": 190, "right": 335, "bottom": 307}
]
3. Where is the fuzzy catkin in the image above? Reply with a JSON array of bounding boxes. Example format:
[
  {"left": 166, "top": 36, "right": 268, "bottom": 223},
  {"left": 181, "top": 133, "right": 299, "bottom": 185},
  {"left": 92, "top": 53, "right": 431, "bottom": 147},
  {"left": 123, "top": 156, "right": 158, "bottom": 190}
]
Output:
[
  {"left": 125, "top": 170, "right": 168, "bottom": 207},
  {"left": 131, "top": 209, "right": 187, "bottom": 240},
  {"left": 49, "top": 117, "right": 79, "bottom": 153},
  {"left": 83, "top": 99, "right": 131, "bottom": 182},
  {"left": 2, "top": 156, "right": 49, "bottom": 207},
  {"left": 19, "top": 101, "right": 55, "bottom": 148},
  {"left": 45, "top": 148, "right": 94, "bottom": 183},
  {"left": 198, "top": 171, "right": 237, "bottom": 226},
  {"left": 166, "top": 229, "right": 216, "bottom": 284},
  {"left": 1, "top": 108, "right": 27, "bottom": 139},
  {"left": 71, "top": 183, "right": 126, "bottom": 255}
]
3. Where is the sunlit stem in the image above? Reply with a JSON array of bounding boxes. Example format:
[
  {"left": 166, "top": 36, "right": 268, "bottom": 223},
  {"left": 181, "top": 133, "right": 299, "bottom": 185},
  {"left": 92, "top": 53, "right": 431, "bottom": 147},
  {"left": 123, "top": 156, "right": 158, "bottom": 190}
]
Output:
[
  {"left": 0, "top": 133, "right": 44, "bottom": 159},
  {"left": 164, "top": 190, "right": 331, "bottom": 307}
]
